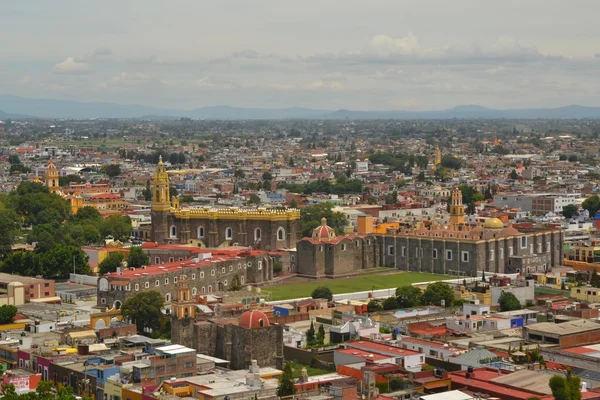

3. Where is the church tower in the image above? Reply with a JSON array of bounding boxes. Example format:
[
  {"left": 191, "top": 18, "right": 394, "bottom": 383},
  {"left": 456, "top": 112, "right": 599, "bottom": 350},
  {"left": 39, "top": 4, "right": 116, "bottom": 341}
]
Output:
[
  {"left": 151, "top": 156, "right": 171, "bottom": 244},
  {"left": 45, "top": 159, "right": 59, "bottom": 193},
  {"left": 449, "top": 187, "right": 465, "bottom": 224},
  {"left": 434, "top": 146, "right": 442, "bottom": 166},
  {"left": 172, "top": 275, "right": 195, "bottom": 320}
]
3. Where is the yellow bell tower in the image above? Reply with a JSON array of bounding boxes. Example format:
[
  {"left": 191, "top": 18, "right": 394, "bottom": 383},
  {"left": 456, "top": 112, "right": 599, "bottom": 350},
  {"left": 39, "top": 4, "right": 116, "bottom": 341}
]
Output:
[
  {"left": 173, "top": 275, "right": 195, "bottom": 319},
  {"left": 45, "top": 159, "right": 59, "bottom": 192},
  {"left": 449, "top": 187, "right": 465, "bottom": 224},
  {"left": 434, "top": 146, "right": 442, "bottom": 166},
  {"left": 152, "top": 156, "right": 171, "bottom": 211}
]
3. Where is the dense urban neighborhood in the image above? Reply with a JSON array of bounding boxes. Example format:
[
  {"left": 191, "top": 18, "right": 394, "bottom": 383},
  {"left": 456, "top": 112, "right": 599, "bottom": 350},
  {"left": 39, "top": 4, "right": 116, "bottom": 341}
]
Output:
[{"left": 0, "top": 116, "right": 599, "bottom": 400}]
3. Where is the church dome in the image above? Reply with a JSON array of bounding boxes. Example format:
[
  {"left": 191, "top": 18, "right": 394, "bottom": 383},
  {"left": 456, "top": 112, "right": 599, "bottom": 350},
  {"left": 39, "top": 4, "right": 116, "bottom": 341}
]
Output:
[
  {"left": 483, "top": 218, "right": 504, "bottom": 229},
  {"left": 312, "top": 217, "right": 336, "bottom": 241},
  {"left": 239, "top": 310, "right": 270, "bottom": 329},
  {"left": 500, "top": 222, "right": 521, "bottom": 236}
]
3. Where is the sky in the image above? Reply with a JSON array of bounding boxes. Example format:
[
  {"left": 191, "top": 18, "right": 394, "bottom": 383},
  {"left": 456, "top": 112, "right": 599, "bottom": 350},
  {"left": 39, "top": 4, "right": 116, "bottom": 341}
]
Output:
[{"left": 2, "top": 0, "right": 600, "bottom": 111}]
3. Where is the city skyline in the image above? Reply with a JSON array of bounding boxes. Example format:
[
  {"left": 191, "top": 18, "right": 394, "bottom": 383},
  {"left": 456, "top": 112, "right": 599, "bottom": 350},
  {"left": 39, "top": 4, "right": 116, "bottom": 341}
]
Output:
[{"left": 2, "top": 0, "right": 600, "bottom": 110}]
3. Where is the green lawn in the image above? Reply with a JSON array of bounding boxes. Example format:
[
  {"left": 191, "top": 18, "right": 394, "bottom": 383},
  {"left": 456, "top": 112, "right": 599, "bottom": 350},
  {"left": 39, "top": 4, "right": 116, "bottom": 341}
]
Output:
[
  {"left": 289, "top": 361, "right": 330, "bottom": 378},
  {"left": 266, "top": 271, "right": 448, "bottom": 300}
]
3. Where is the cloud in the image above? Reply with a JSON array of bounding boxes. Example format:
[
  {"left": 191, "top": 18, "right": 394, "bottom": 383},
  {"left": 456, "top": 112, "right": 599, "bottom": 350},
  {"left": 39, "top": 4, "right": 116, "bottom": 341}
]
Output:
[
  {"left": 370, "top": 33, "right": 421, "bottom": 56},
  {"left": 195, "top": 76, "right": 238, "bottom": 89},
  {"left": 372, "top": 68, "right": 402, "bottom": 79},
  {"left": 19, "top": 75, "right": 31, "bottom": 84},
  {"left": 268, "top": 84, "right": 294, "bottom": 90},
  {"left": 93, "top": 47, "right": 113, "bottom": 57},
  {"left": 485, "top": 65, "right": 506, "bottom": 75},
  {"left": 307, "top": 80, "right": 344, "bottom": 90},
  {"left": 111, "top": 72, "right": 151, "bottom": 86},
  {"left": 53, "top": 57, "right": 91, "bottom": 74}
]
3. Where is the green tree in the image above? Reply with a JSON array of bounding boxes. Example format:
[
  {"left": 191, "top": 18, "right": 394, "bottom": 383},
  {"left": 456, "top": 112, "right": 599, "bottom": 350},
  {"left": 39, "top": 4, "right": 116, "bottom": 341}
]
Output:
[
  {"left": 99, "top": 252, "right": 125, "bottom": 275},
  {"left": 306, "top": 320, "right": 316, "bottom": 346},
  {"left": 276, "top": 362, "right": 297, "bottom": 397},
  {"left": 382, "top": 296, "right": 399, "bottom": 310},
  {"left": 58, "top": 174, "right": 85, "bottom": 187},
  {"left": 230, "top": 274, "right": 241, "bottom": 291},
  {"left": 273, "top": 261, "right": 282, "bottom": 274},
  {"left": 582, "top": 195, "right": 600, "bottom": 218},
  {"left": 317, "top": 324, "right": 326, "bottom": 346},
  {"left": 422, "top": 282, "right": 454, "bottom": 307},
  {"left": 549, "top": 370, "right": 581, "bottom": 400},
  {"left": 39, "top": 245, "right": 90, "bottom": 278},
  {"left": 0, "top": 305, "right": 17, "bottom": 324},
  {"left": 395, "top": 285, "right": 423, "bottom": 308},
  {"left": 142, "top": 179, "right": 152, "bottom": 201},
  {"left": 312, "top": 286, "right": 333, "bottom": 301},
  {"left": 509, "top": 169, "right": 519, "bottom": 180},
  {"left": 498, "top": 291, "right": 521, "bottom": 312},
  {"left": 121, "top": 290, "right": 165, "bottom": 332},
  {"left": 591, "top": 270, "right": 600, "bottom": 288},
  {"left": 440, "top": 154, "right": 463, "bottom": 170},
  {"left": 101, "top": 215, "right": 132, "bottom": 240},
  {"left": 562, "top": 204, "right": 579, "bottom": 219},
  {"left": 367, "top": 299, "right": 383, "bottom": 312},
  {"left": 0, "top": 207, "right": 20, "bottom": 260},
  {"left": 262, "top": 171, "right": 273, "bottom": 181},
  {"left": 247, "top": 194, "right": 261, "bottom": 204},
  {"left": 101, "top": 164, "right": 122, "bottom": 178},
  {"left": 300, "top": 203, "right": 347, "bottom": 237},
  {"left": 127, "top": 246, "right": 149, "bottom": 268},
  {"left": 234, "top": 169, "right": 245, "bottom": 179}
]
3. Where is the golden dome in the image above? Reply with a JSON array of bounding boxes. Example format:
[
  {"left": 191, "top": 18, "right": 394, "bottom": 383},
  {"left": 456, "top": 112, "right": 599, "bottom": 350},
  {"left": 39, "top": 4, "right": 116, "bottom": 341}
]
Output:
[{"left": 483, "top": 218, "right": 504, "bottom": 229}]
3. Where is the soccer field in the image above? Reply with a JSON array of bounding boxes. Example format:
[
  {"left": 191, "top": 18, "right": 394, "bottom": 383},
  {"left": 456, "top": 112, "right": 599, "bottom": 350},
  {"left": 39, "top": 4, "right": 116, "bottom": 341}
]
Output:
[{"left": 265, "top": 272, "right": 448, "bottom": 300}]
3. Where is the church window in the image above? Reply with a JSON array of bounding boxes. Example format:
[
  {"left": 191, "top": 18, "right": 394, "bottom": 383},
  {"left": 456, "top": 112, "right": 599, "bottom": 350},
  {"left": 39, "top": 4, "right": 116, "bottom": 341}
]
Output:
[
  {"left": 389, "top": 246, "right": 395, "bottom": 256},
  {"left": 145, "top": 282, "right": 150, "bottom": 289},
  {"left": 432, "top": 249, "right": 438, "bottom": 259},
  {"left": 509, "top": 246, "right": 514, "bottom": 256},
  {"left": 165, "top": 293, "right": 171, "bottom": 302},
  {"left": 200, "top": 271, "right": 204, "bottom": 278},
  {"left": 170, "top": 225, "right": 177, "bottom": 238},
  {"left": 211, "top": 270, "right": 215, "bottom": 276},
  {"left": 341, "top": 244, "right": 346, "bottom": 251},
  {"left": 192, "top": 287, "right": 197, "bottom": 296},
  {"left": 165, "top": 278, "right": 169, "bottom": 285},
  {"left": 489, "top": 250, "right": 494, "bottom": 261},
  {"left": 499, "top": 248, "right": 504, "bottom": 259},
  {"left": 135, "top": 284, "right": 139, "bottom": 291},
  {"left": 277, "top": 227, "right": 285, "bottom": 241},
  {"left": 537, "top": 242, "right": 542, "bottom": 254},
  {"left": 241, "top": 276, "right": 245, "bottom": 284},
  {"left": 201, "top": 287, "right": 206, "bottom": 294},
  {"left": 225, "top": 227, "right": 233, "bottom": 240},
  {"left": 254, "top": 228, "right": 261, "bottom": 241},
  {"left": 222, "top": 267, "right": 226, "bottom": 274},
  {"left": 169, "top": 257, "right": 174, "bottom": 262},
  {"left": 208, "top": 285, "right": 213, "bottom": 293},
  {"left": 229, "top": 265, "right": 233, "bottom": 271},
  {"left": 521, "top": 237, "right": 527, "bottom": 249},
  {"left": 156, "top": 280, "right": 160, "bottom": 287},
  {"left": 258, "top": 261, "right": 262, "bottom": 270},
  {"left": 192, "top": 273, "right": 196, "bottom": 280},
  {"left": 224, "top": 280, "right": 228, "bottom": 286},
  {"left": 174, "top": 276, "right": 178, "bottom": 283},
  {"left": 461, "top": 251, "right": 469, "bottom": 262},
  {"left": 155, "top": 257, "right": 160, "bottom": 264},
  {"left": 198, "top": 226, "right": 205, "bottom": 238},
  {"left": 446, "top": 250, "right": 453, "bottom": 261}
]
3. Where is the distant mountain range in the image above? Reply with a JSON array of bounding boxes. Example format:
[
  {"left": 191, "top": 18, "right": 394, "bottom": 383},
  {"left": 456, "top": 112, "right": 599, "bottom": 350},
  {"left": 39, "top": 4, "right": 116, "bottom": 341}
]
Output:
[{"left": 1, "top": 94, "right": 600, "bottom": 120}]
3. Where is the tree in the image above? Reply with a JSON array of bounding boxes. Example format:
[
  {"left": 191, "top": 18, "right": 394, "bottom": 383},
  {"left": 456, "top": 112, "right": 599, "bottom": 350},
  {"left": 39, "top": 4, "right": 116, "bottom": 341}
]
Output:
[
  {"left": 234, "top": 169, "right": 245, "bottom": 179},
  {"left": 0, "top": 305, "right": 17, "bottom": 324},
  {"left": 0, "top": 207, "right": 20, "bottom": 260},
  {"left": 273, "top": 261, "right": 282, "bottom": 274},
  {"left": 142, "top": 179, "right": 152, "bottom": 201},
  {"left": 300, "top": 203, "right": 347, "bottom": 237},
  {"left": 312, "top": 286, "right": 333, "bottom": 301},
  {"left": 58, "top": 174, "right": 85, "bottom": 187},
  {"left": 101, "top": 215, "right": 132, "bottom": 240},
  {"left": 562, "top": 204, "right": 579, "bottom": 219},
  {"left": 317, "top": 324, "right": 326, "bottom": 346},
  {"left": 440, "top": 154, "right": 463, "bottom": 170},
  {"left": 382, "top": 296, "right": 399, "bottom": 310},
  {"left": 306, "top": 320, "right": 316, "bottom": 346},
  {"left": 262, "top": 171, "right": 273, "bottom": 181},
  {"left": 498, "top": 291, "right": 521, "bottom": 312},
  {"left": 395, "top": 286, "right": 423, "bottom": 308},
  {"left": 509, "top": 169, "right": 519, "bottom": 180},
  {"left": 422, "top": 282, "right": 454, "bottom": 307},
  {"left": 568, "top": 154, "right": 578, "bottom": 162},
  {"left": 591, "top": 270, "right": 600, "bottom": 288},
  {"left": 121, "top": 290, "right": 165, "bottom": 332},
  {"left": 230, "top": 274, "right": 241, "bottom": 291},
  {"left": 582, "top": 195, "right": 600, "bottom": 218},
  {"left": 101, "top": 164, "right": 121, "bottom": 178},
  {"left": 39, "top": 245, "right": 90, "bottom": 278},
  {"left": 99, "top": 252, "right": 125, "bottom": 275},
  {"left": 127, "top": 246, "right": 149, "bottom": 268},
  {"left": 549, "top": 370, "right": 581, "bottom": 400},
  {"left": 276, "top": 362, "right": 297, "bottom": 397},
  {"left": 247, "top": 194, "right": 261, "bottom": 204},
  {"left": 367, "top": 299, "right": 383, "bottom": 312}
]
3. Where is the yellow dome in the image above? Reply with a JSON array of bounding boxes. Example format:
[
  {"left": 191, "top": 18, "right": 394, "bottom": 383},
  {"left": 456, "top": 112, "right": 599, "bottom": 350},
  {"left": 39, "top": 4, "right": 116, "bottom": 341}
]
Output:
[{"left": 483, "top": 218, "right": 504, "bottom": 229}]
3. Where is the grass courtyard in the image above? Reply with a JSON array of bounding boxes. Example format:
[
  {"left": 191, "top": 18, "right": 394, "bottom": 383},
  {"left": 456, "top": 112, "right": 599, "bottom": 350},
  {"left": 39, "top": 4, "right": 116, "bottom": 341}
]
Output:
[{"left": 265, "top": 271, "right": 448, "bottom": 301}]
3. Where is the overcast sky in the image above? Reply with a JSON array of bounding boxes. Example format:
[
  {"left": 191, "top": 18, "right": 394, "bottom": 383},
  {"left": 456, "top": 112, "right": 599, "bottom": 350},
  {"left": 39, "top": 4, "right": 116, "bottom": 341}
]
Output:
[{"left": 2, "top": 0, "right": 600, "bottom": 110}]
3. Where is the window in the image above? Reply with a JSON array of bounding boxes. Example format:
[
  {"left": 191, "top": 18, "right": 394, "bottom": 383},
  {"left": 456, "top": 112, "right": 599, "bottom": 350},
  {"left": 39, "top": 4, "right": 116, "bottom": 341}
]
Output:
[
  {"left": 156, "top": 280, "right": 160, "bottom": 287},
  {"left": 547, "top": 241, "right": 551, "bottom": 252},
  {"left": 489, "top": 249, "right": 495, "bottom": 261},
  {"left": 229, "top": 265, "right": 233, "bottom": 271},
  {"left": 446, "top": 250, "right": 453, "bottom": 261},
  {"left": 224, "top": 280, "right": 228, "bottom": 286},
  {"left": 174, "top": 276, "right": 178, "bottom": 283},
  {"left": 356, "top": 241, "right": 360, "bottom": 247},
  {"left": 401, "top": 246, "right": 406, "bottom": 257},
  {"left": 432, "top": 249, "right": 438, "bottom": 259},
  {"left": 254, "top": 228, "right": 261, "bottom": 241},
  {"left": 499, "top": 248, "right": 504, "bottom": 259},
  {"left": 101, "top": 298, "right": 106, "bottom": 304},
  {"left": 415, "top": 248, "right": 419, "bottom": 258},
  {"left": 225, "top": 227, "right": 233, "bottom": 240},
  {"left": 155, "top": 257, "right": 160, "bottom": 264},
  {"left": 221, "top": 267, "right": 226, "bottom": 274},
  {"left": 521, "top": 236, "right": 527, "bottom": 249},
  {"left": 135, "top": 284, "right": 139, "bottom": 291},
  {"left": 198, "top": 226, "right": 205, "bottom": 238},
  {"left": 211, "top": 270, "right": 215, "bottom": 276},
  {"left": 201, "top": 287, "right": 206, "bottom": 294},
  {"left": 192, "top": 287, "right": 197, "bottom": 296},
  {"left": 277, "top": 227, "right": 285, "bottom": 241},
  {"left": 258, "top": 261, "right": 263, "bottom": 270},
  {"left": 165, "top": 293, "right": 171, "bottom": 302},
  {"left": 248, "top": 262, "right": 252, "bottom": 267},
  {"left": 200, "top": 271, "right": 204, "bottom": 278},
  {"left": 461, "top": 251, "right": 469, "bottom": 262},
  {"left": 192, "top": 273, "right": 196, "bottom": 280},
  {"left": 145, "top": 282, "right": 149, "bottom": 289},
  {"left": 165, "top": 278, "right": 169, "bottom": 285},
  {"left": 538, "top": 242, "right": 542, "bottom": 254},
  {"left": 208, "top": 285, "right": 213, "bottom": 293},
  {"left": 169, "top": 257, "right": 174, "bottom": 263},
  {"left": 509, "top": 246, "right": 514, "bottom": 256},
  {"left": 389, "top": 245, "right": 395, "bottom": 256},
  {"left": 320, "top": 246, "right": 324, "bottom": 252},
  {"left": 170, "top": 225, "right": 177, "bottom": 238},
  {"left": 241, "top": 276, "right": 245, "bottom": 284},
  {"left": 367, "top": 239, "right": 371, "bottom": 245},
  {"left": 341, "top": 244, "right": 346, "bottom": 251}
]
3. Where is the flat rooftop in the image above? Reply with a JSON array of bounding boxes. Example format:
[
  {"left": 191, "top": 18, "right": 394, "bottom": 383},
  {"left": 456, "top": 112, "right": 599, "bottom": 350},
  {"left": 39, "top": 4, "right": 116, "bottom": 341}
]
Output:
[{"left": 526, "top": 319, "right": 600, "bottom": 336}]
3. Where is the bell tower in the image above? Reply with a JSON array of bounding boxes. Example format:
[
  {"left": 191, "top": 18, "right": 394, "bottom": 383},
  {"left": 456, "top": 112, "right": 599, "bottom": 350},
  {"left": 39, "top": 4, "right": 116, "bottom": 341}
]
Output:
[
  {"left": 434, "top": 146, "right": 442, "bottom": 166},
  {"left": 449, "top": 187, "right": 465, "bottom": 224},
  {"left": 151, "top": 156, "right": 171, "bottom": 244},
  {"left": 173, "top": 275, "right": 195, "bottom": 320},
  {"left": 45, "top": 159, "right": 59, "bottom": 193}
]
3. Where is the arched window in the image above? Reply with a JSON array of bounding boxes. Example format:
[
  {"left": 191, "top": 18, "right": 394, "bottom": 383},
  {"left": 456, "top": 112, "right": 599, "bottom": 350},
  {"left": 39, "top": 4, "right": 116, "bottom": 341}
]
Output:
[
  {"left": 254, "top": 228, "right": 261, "bottom": 241},
  {"left": 170, "top": 225, "right": 177, "bottom": 238},
  {"left": 165, "top": 293, "right": 171, "bottom": 302},
  {"left": 208, "top": 285, "right": 213, "bottom": 293},
  {"left": 259, "top": 319, "right": 265, "bottom": 327},
  {"left": 201, "top": 287, "right": 206, "bottom": 294},
  {"left": 113, "top": 300, "right": 122, "bottom": 310},
  {"left": 225, "top": 227, "right": 233, "bottom": 240},
  {"left": 192, "top": 287, "right": 197, "bottom": 296},
  {"left": 277, "top": 227, "right": 285, "bottom": 241},
  {"left": 198, "top": 226, "right": 205, "bottom": 238}
]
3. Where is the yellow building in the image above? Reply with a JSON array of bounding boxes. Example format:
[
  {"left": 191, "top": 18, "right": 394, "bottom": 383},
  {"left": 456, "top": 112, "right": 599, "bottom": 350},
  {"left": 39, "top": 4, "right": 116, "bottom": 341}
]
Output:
[
  {"left": 449, "top": 187, "right": 465, "bottom": 224},
  {"left": 571, "top": 286, "right": 600, "bottom": 302},
  {"left": 45, "top": 159, "right": 60, "bottom": 192}
]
